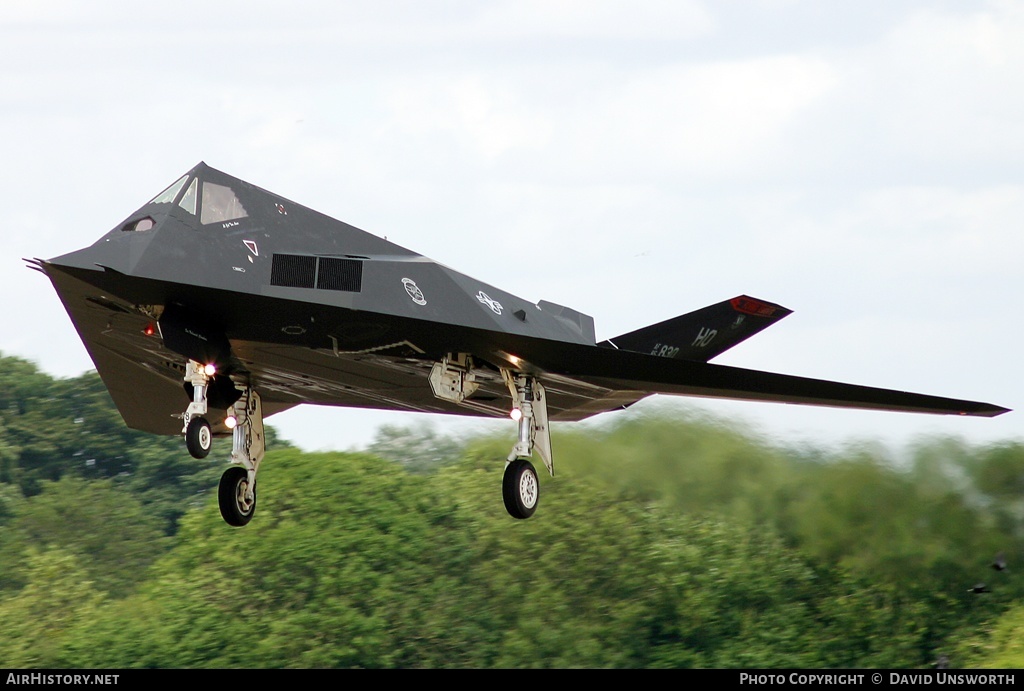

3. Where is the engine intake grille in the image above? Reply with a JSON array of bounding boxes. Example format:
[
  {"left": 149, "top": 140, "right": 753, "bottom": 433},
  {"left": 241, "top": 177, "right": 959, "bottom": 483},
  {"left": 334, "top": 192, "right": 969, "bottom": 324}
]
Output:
[{"left": 271, "top": 254, "right": 362, "bottom": 293}]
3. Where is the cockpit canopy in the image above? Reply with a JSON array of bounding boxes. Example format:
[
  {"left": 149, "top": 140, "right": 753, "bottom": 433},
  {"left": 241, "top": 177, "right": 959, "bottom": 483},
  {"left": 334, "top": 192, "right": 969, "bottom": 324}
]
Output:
[{"left": 139, "top": 170, "right": 249, "bottom": 228}]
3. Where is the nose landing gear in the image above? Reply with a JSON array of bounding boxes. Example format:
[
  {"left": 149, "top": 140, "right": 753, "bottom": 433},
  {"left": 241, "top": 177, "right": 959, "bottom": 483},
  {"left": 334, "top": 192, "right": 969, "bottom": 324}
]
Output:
[{"left": 182, "top": 360, "right": 214, "bottom": 459}]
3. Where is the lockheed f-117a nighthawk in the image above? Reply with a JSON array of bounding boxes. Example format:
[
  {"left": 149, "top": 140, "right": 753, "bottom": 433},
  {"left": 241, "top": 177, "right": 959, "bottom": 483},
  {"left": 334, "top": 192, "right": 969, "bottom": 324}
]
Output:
[{"left": 29, "top": 163, "right": 1010, "bottom": 526}]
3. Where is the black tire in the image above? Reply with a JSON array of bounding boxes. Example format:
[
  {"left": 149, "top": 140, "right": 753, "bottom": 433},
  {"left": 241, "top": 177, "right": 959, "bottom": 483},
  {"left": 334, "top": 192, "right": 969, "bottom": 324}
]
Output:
[
  {"left": 185, "top": 417, "right": 212, "bottom": 459},
  {"left": 502, "top": 458, "right": 539, "bottom": 519},
  {"left": 219, "top": 466, "right": 256, "bottom": 526}
]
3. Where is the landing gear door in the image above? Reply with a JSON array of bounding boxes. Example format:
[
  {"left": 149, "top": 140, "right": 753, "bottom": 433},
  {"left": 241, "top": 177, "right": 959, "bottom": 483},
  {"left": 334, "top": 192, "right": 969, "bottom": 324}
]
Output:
[{"left": 534, "top": 381, "right": 553, "bottom": 477}]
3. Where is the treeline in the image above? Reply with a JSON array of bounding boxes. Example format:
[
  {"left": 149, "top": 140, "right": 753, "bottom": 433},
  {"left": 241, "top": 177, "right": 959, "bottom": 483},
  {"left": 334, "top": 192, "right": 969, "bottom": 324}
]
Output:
[
  {"left": 0, "top": 353, "right": 1022, "bottom": 667},
  {"left": 0, "top": 355, "right": 289, "bottom": 535}
]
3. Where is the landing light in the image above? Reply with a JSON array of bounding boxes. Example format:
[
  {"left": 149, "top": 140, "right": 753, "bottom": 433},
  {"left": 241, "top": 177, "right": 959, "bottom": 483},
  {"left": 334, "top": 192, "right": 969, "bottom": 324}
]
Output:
[
  {"left": 510, "top": 408, "right": 522, "bottom": 421},
  {"left": 203, "top": 363, "right": 217, "bottom": 377},
  {"left": 225, "top": 415, "right": 237, "bottom": 429}
]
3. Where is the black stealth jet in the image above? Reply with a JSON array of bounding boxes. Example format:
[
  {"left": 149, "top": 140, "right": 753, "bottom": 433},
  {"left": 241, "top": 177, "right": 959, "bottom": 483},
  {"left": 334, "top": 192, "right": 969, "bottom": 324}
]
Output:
[{"left": 29, "top": 163, "right": 1010, "bottom": 526}]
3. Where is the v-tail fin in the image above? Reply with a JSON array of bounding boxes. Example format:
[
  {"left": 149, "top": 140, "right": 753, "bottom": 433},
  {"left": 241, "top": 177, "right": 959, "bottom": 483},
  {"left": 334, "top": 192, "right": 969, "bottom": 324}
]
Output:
[{"left": 599, "top": 295, "right": 792, "bottom": 362}]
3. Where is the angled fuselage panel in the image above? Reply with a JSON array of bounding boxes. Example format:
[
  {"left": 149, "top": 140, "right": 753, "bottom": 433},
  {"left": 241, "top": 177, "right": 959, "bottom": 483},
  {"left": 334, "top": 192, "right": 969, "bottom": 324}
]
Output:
[{"left": 42, "top": 163, "right": 608, "bottom": 424}]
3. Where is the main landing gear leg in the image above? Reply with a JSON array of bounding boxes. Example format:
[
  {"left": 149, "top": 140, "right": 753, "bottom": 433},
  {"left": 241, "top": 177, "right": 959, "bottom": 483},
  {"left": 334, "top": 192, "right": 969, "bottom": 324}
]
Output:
[
  {"left": 218, "top": 376, "right": 265, "bottom": 527},
  {"left": 182, "top": 360, "right": 213, "bottom": 459},
  {"left": 501, "top": 370, "right": 552, "bottom": 520}
]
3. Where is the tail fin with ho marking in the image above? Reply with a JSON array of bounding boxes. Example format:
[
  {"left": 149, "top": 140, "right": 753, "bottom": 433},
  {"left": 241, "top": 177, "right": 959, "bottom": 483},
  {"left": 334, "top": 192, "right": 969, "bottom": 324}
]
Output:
[{"left": 599, "top": 295, "right": 792, "bottom": 362}]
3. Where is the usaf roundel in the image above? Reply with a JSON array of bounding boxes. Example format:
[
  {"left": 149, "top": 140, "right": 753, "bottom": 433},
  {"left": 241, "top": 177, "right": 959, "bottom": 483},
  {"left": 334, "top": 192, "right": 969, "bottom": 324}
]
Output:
[{"left": 476, "top": 291, "right": 503, "bottom": 315}]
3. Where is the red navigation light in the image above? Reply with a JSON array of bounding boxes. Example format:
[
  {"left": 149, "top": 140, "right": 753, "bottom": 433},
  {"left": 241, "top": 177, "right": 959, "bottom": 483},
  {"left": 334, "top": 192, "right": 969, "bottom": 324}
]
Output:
[{"left": 730, "top": 296, "right": 778, "bottom": 317}]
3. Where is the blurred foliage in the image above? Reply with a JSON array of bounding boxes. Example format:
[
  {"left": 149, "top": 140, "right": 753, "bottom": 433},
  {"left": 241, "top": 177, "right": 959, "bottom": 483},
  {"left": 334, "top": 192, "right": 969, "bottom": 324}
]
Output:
[
  {"left": 51, "top": 448, "right": 951, "bottom": 668},
  {"left": 0, "top": 476, "right": 168, "bottom": 596},
  {"left": 554, "top": 413, "right": 1020, "bottom": 589},
  {"left": 0, "top": 548, "right": 105, "bottom": 667},
  {"left": 0, "top": 354, "right": 291, "bottom": 534},
  {"left": 367, "top": 422, "right": 465, "bottom": 473},
  {"left": 1, "top": 353, "right": 1023, "bottom": 667},
  {"left": 957, "top": 601, "right": 1024, "bottom": 667}
]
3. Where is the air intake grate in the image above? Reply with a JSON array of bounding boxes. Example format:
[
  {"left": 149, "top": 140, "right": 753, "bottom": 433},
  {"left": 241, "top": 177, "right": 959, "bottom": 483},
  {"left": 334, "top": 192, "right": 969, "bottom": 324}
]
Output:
[
  {"left": 271, "top": 254, "right": 363, "bottom": 293},
  {"left": 271, "top": 254, "right": 316, "bottom": 289},
  {"left": 317, "top": 257, "right": 363, "bottom": 292}
]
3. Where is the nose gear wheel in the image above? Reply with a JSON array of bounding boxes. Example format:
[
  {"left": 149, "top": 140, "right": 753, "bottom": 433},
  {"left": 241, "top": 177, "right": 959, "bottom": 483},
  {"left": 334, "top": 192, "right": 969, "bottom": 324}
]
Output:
[{"left": 185, "top": 417, "right": 212, "bottom": 459}]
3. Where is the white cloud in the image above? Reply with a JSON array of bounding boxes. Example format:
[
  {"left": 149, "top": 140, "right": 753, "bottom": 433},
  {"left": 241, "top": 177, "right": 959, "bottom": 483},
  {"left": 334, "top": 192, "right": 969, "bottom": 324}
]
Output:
[
  {"left": 474, "top": 0, "right": 715, "bottom": 40},
  {"left": 383, "top": 75, "right": 555, "bottom": 160},
  {"left": 807, "top": 3, "right": 1024, "bottom": 176},
  {"left": 374, "top": 54, "right": 838, "bottom": 180},
  {"left": 587, "top": 56, "right": 838, "bottom": 175}
]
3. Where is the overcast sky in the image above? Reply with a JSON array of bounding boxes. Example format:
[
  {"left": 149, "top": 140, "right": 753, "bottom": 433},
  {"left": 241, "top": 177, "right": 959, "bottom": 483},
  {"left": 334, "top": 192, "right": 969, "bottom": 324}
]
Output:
[{"left": 2, "top": 1, "right": 1021, "bottom": 455}]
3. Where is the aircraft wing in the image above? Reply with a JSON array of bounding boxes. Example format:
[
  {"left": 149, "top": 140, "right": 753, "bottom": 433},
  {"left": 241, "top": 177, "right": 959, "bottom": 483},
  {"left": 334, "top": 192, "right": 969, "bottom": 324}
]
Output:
[
  {"left": 41, "top": 259, "right": 1007, "bottom": 436},
  {"left": 478, "top": 334, "right": 1010, "bottom": 421}
]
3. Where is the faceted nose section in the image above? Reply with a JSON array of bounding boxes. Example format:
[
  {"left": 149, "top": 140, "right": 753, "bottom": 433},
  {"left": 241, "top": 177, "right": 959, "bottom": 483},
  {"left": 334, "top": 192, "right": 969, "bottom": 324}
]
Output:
[{"left": 48, "top": 228, "right": 156, "bottom": 276}]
